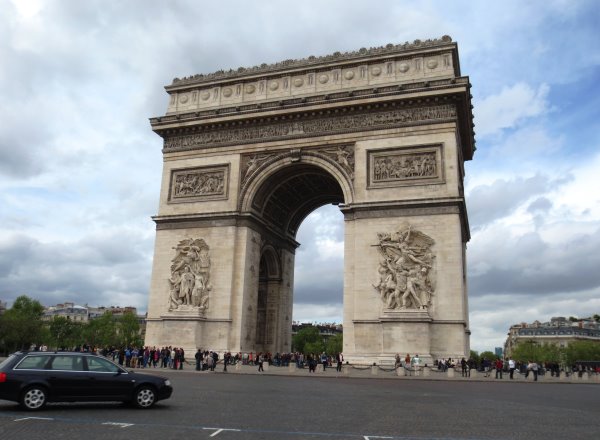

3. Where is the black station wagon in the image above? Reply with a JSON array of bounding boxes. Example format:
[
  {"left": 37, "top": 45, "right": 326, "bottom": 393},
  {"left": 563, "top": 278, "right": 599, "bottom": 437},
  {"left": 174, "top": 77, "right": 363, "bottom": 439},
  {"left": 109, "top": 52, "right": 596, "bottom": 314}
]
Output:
[{"left": 0, "top": 351, "right": 172, "bottom": 410}]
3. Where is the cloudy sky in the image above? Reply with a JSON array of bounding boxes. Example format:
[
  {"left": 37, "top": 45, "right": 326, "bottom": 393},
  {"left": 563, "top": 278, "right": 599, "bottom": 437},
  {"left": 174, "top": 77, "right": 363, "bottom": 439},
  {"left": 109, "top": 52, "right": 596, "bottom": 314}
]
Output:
[{"left": 1, "top": 0, "right": 599, "bottom": 352}]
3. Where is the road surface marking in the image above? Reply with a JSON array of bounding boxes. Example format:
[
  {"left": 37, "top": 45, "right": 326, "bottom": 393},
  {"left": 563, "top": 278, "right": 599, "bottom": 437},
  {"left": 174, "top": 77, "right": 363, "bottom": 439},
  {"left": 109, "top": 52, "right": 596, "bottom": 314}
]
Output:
[
  {"left": 204, "top": 427, "right": 242, "bottom": 437},
  {"left": 102, "top": 422, "right": 134, "bottom": 428},
  {"left": 14, "top": 417, "right": 54, "bottom": 422}
]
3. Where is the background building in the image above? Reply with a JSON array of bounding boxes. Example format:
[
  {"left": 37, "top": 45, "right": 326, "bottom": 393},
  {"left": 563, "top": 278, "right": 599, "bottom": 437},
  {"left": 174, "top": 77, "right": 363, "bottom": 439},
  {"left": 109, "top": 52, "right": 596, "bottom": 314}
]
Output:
[
  {"left": 504, "top": 316, "right": 600, "bottom": 356},
  {"left": 43, "top": 302, "right": 89, "bottom": 322}
]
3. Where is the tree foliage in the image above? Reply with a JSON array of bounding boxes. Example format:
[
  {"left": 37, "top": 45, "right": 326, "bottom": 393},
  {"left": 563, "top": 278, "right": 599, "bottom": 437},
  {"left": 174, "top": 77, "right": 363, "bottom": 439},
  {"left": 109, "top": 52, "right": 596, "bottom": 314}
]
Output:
[
  {"left": 292, "top": 326, "right": 323, "bottom": 354},
  {"left": 0, "top": 296, "right": 45, "bottom": 352},
  {"left": 116, "top": 312, "right": 142, "bottom": 348},
  {"left": 326, "top": 333, "right": 343, "bottom": 355},
  {"left": 48, "top": 316, "right": 83, "bottom": 350},
  {"left": 479, "top": 350, "right": 498, "bottom": 361},
  {"left": 81, "top": 312, "right": 117, "bottom": 348},
  {"left": 511, "top": 340, "right": 600, "bottom": 365}
]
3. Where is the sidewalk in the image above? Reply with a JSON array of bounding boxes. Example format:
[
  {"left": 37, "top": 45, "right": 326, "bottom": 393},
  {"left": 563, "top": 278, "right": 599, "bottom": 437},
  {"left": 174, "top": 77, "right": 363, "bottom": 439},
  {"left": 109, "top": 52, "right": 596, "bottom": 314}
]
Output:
[
  {"left": 2, "top": 356, "right": 597, "bottom": 384},
  {"left": 170, "top": 362, "right": 600, "bottom": 384}
]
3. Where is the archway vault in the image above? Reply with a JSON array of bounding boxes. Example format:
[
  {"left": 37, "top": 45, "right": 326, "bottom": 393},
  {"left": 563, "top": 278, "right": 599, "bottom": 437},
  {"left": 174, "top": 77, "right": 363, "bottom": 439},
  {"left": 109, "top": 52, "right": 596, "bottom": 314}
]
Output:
[
  {"left": 240, "top": 150, "right": 353, "bottom": 238},
  {"left": 248, "top": 164, "right": 346, "bottom": 238}
]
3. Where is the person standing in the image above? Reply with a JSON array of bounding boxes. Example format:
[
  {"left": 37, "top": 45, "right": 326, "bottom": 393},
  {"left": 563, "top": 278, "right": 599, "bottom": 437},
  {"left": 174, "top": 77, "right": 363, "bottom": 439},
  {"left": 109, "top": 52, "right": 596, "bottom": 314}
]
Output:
[
  {"left": 508, "top": 357, "right": 516, "bottom": 379},
  {"left": 461, "top": 357, "right": 468, "bottom": 377},
  {"left": 336, "top": 352, "right": 343, "bottom": 372},
  {"left": 207, "top": 352, "right": 214, "bottom": 371},
  {"left": 528, "top": 360, "right": 539, "bottom": 381},
  {"left": 495, "top": 358, "right": 503, "bottom": 379},
  {"left": 211, "top": 351, "right": 218, "bottom": 371},
  {"left": 223, "top": 352, "right": 231, "bottom": 372},
  {"left": 321, "top": 352, "right": 328, "bottom": 371},
  {"left": 195, "top": 349, "right": 203, "bottom": 371},
  {"left": 411, "top": 354, "right": 421, "bottom": 376}
]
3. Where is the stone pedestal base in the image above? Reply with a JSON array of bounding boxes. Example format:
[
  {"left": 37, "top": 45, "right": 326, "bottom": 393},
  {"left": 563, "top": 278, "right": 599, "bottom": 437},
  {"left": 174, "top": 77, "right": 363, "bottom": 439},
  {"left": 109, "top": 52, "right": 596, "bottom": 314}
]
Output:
[
  {"left": 288, "top": 363, "right": 296, "bottom": 372},
  {"left": 371, "top": 365, "right": 378, "bottom": 375},
  {"left": 447, "top": 368, "right": 455, "bottom": 378}
]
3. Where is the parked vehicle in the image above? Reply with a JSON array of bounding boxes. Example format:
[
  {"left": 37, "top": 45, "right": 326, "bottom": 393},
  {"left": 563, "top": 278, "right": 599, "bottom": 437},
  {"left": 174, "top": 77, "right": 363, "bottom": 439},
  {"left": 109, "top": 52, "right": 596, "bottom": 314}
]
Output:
[{"left": 0, "top": 351, "right": 172, "bottom": 410}]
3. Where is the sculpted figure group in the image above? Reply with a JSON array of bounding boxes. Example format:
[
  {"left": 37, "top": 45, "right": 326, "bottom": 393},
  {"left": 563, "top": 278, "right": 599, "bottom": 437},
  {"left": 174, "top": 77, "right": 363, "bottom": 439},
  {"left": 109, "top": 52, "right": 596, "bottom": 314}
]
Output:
[
  {"left": 173, "top": 171, "right": 224, "bottom": 198},
  {"left": 168, "top": 238, "right": 212, "bottom": 312},
  {"left": 373, "top": 152, "right": 436, "bottom": 181},
  {"left": 373, "top": 225, "right": 435, "bottom": 311}
]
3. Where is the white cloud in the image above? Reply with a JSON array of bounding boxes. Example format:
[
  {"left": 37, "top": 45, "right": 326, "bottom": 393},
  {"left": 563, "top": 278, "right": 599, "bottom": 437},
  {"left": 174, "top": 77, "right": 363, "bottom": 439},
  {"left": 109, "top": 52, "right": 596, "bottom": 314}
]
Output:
[
  {"left": 476, "top": 83, "right": 550, "bottom": 138},
  {"left": 293, "top": 303, "right": 343, "bottom": 324}
]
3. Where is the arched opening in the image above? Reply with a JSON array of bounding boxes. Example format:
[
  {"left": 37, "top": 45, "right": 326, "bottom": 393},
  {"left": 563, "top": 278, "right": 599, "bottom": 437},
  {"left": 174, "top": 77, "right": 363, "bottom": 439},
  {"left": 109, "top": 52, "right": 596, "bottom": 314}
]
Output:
[
  {"left": 249, "top": 161, "right": 348, "bottom": 353},
  {"left": 293, "top": 205, "right": 344, "bottom": 323},
  {"left": 250, "top": 163, "right": 345, "bottom": 238}
]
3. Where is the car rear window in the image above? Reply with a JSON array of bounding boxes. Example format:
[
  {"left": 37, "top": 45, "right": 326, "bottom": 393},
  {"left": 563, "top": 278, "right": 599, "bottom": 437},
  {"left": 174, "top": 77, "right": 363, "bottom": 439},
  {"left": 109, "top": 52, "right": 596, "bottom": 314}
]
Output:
[
  {"left": 49, "top": 355, "right": 85, "bottom": 371},
  {"left": 15, "top": 355, "right": 50, "bottom": 370},
  {"left": 0, "top": 354, "right": 18, "bottom": 369}
]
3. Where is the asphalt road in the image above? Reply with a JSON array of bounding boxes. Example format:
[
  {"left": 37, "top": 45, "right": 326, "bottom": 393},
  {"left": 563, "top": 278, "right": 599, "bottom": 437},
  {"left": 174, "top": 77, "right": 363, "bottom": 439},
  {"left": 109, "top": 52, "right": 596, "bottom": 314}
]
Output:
[{"left": 0, "top": 369, "right": 598, "bottom": 440}]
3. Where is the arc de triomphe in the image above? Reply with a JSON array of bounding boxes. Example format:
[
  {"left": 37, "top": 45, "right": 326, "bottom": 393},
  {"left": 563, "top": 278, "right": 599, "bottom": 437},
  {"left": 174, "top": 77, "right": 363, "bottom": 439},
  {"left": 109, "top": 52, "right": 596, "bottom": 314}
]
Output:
[{"left": 145, "top": 36, "right": 475, "bottom": 364}]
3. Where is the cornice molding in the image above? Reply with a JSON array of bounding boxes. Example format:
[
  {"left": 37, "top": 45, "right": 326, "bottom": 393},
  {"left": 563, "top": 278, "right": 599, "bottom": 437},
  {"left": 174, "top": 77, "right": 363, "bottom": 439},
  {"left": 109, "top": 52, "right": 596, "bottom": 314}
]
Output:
[{"left": 168, "top": 36, "right": 455, "bottom": 88}]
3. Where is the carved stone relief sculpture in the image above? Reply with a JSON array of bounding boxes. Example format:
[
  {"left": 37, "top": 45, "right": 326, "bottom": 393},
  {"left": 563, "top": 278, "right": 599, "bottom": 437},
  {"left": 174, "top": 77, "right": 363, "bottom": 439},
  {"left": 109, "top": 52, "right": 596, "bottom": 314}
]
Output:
[
  {"left": 321, "top": 144, "right": 355, "bottom": 180},
  {"left": 374, "top": 151, "right": 436, "bottom": 181},
  {"left": 369, "top": 145, "right": 443, "bottom": 188},
  {"left": 164, "top": 104, "right": 456, "bottom": 151},
  {"left": 169, "top": 165, "right": 228, "bottom": 202},
  {"left": 373, "top": 224, "right": 435, "bottom": 312},
  {"left": 168, "top": 238, "right": 212, "bottom": 312}
]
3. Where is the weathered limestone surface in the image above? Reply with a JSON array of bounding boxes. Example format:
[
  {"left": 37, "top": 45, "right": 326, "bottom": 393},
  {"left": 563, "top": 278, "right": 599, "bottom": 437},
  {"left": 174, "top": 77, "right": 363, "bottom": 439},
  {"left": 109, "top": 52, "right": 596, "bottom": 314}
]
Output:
[{"left": 145, "top": 36, "right": 475, "bottom": 364}]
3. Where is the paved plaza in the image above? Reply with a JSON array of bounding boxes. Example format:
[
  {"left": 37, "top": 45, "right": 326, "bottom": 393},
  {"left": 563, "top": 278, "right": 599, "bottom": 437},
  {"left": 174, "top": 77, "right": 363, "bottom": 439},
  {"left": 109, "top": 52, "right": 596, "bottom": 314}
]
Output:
[{"left": 0, "top": 366, "right": 598, "bottom": 440}]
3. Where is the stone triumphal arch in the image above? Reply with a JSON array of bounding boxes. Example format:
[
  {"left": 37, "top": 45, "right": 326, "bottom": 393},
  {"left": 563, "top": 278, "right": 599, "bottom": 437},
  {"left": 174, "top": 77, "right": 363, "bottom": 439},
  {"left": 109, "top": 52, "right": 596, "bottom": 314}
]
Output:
[{"left": 145, "top": 36, "right": 475, "bottom": 364}]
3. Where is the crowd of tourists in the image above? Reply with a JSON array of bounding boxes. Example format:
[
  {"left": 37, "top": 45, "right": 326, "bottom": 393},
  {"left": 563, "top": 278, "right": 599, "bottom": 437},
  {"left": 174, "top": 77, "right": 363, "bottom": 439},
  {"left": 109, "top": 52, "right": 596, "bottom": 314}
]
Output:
[
  {"left": 102, "top": 346, "right": 188, "bottom": 370},
  {"left": 20, "top": 344, "right": 600, "bottom": 378}
]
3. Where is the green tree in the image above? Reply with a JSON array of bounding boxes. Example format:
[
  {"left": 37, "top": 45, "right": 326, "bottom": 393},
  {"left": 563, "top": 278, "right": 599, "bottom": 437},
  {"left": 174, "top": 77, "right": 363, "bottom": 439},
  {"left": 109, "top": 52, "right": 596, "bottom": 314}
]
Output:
[
  {"left": 116, "top": 312, "right": 141, "bottom": 347},
  {"left": 469, "top": 350, "right": 480, "bottom": 362},
  {"left": 325, "top": 333, "right": 343, "bottom": 355},
  {"left": 82, "top": 312, "right": 117, "bottom": 349},
  {"left": 48, "top": 316, "right": 83, "bottom": 350},
  {"left": 292, "top": 326, "right": 323, "bottom": 354},
  {"left": 479, "top": 350, "right": 498, "bottom": 361},
  {"left": 511, "top": 340, "right": 562, "bottom": 363},
  {"left": 563, "top": 340, "right": 600, "bottom": 365},
  {"left": 0, "top": 296, "right": 45, "bottom": 352}
]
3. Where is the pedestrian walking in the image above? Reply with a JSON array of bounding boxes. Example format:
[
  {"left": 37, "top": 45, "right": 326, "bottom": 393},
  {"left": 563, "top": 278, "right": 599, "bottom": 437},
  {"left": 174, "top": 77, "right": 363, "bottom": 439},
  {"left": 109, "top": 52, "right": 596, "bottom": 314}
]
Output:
[{"left": 258, "top": 353, "right": 264, "bottom": 372}]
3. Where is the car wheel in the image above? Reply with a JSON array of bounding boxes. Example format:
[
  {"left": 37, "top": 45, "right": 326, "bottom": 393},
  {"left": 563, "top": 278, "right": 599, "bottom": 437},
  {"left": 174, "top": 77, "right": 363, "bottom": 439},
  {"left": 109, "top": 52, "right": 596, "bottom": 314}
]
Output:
[
  {"left": 20, "top": 386, "right": 48, "bottom": 411},
  {"left": 133, "top": 385, "right": 156, "bottom": 409}
]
